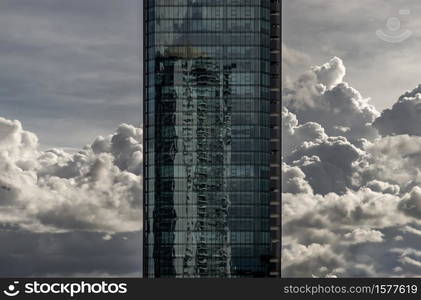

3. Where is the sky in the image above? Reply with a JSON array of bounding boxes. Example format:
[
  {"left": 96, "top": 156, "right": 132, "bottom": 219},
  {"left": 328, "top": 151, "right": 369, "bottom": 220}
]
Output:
[
  {"left": 7, "top": 0, "right": 421, "bottom": 279},
  {"left": 283, "top": 0, "right": 421, "bottom": 111},
  {"left": 0, "top": 0, "right": 142, "bottom": 277},
  {"left": 0, "top": 0, "right": 141, "bottom": 150},
  {"left": 283, "top": 1, "right": 421, "bottom": 277}
]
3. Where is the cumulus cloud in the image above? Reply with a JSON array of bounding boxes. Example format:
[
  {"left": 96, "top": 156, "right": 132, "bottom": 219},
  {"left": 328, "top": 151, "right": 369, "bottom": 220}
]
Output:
[
  {"left": 364, "top": 180, "right": 400, "bottom": 195},
  {"left": 282, "top": 133, "right": 421, "bottom": 277},
  {"left": 282, "top": 242, "right": 345, "bottom": 278},
  {"left": 282, "top": 175, "right": 421, "bottom": 277},
  {"left": 356, "top": 135, "right": 421, "bottom": 191},
  {"left": 311, "top": 56, "right": 346, "bottom": 89},
  {"left": 343, "top": 228, "right": 384, "bottom": 245},
  {"left": 0, "top": 117, "right": 142, "bottom": 234},
  {"left": 282, "top": 107, "right": 327, "bottom": 156},
  {"left": 283, "top": 57, "right": 380, "bottom": 142},
  {"left": 290, "top": 138, "right": 362, "bottom": 195},
  {"left": 282, "top": 106, "right": 364, "bottom": 195},
  {"left": 399, "top": 187, "right": 421, "bottom": 219},
  {"left": 282, "top": 57, "right": 421, "bottom": 277},
  {"left": 374, "top": 85, "right": 421, "bottom": 136},
  {"left": 282, "top": 163, "right": 313, "bottom": 194}
]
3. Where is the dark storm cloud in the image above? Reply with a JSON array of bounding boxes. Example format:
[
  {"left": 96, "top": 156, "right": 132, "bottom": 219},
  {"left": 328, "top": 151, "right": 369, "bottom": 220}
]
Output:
[{"left": 0, "top": 0, "right": 141, "bottom": 149}]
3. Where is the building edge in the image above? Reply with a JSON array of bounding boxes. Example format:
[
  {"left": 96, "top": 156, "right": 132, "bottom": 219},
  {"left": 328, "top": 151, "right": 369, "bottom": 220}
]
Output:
[{"left": 269, "top": 0, "right": 281, "bottom": 278}]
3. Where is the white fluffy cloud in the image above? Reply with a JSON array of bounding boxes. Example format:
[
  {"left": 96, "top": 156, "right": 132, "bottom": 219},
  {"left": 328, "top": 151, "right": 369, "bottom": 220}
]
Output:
[
  {"left": 282, "top": 172, "right": 421, "bottom": 277},
  {"left": 364, "top": 180, "right": 400, "bottom": 195},
  {"left": 356, "top": 135, "right": 421, "bottom": 191},
  {"left": 283, "top": 57, "right": 421, "bottom": 277},
  {"left": 399, "top": 187, "right": 421, "bottom": 219},
  {"left": 282, "top": 107, "right": 327, "bottom": 156},
  {"left": 311, "top": 56, "right": 346, "bottom": 89},
  {"left": 283, "top": 57, "right": 380, "bottom": 142},
  {"left": 282, "top": 105, "right": 364, "bottom": 195},
  {"left": 287, "top": 136, "right": 362, "bottom": 195},
  {"left": 0, "top": 117, "right": 142, "bottom": 233},
  {"left": 343, "top": 228, "right": 384, "bottom": 245},
  {"left": 282, "top": 163, "right": 313, "bottom": 194}
]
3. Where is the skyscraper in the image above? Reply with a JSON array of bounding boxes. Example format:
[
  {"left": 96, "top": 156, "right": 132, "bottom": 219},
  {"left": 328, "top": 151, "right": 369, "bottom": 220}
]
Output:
[{"left": 143, "top": 0, "right": 279, "bottom": 278}]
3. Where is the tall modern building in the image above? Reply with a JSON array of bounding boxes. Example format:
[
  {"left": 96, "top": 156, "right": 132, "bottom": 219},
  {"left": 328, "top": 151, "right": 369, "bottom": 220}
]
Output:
[{"left": 143, "top": 0, "right": 280, "bottom": 278}]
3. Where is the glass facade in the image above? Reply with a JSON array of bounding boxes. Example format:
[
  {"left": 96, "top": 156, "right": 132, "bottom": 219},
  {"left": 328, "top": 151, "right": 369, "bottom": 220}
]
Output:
[{"left": 144, "top": 0, "right": 271, "bottom": 277}]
